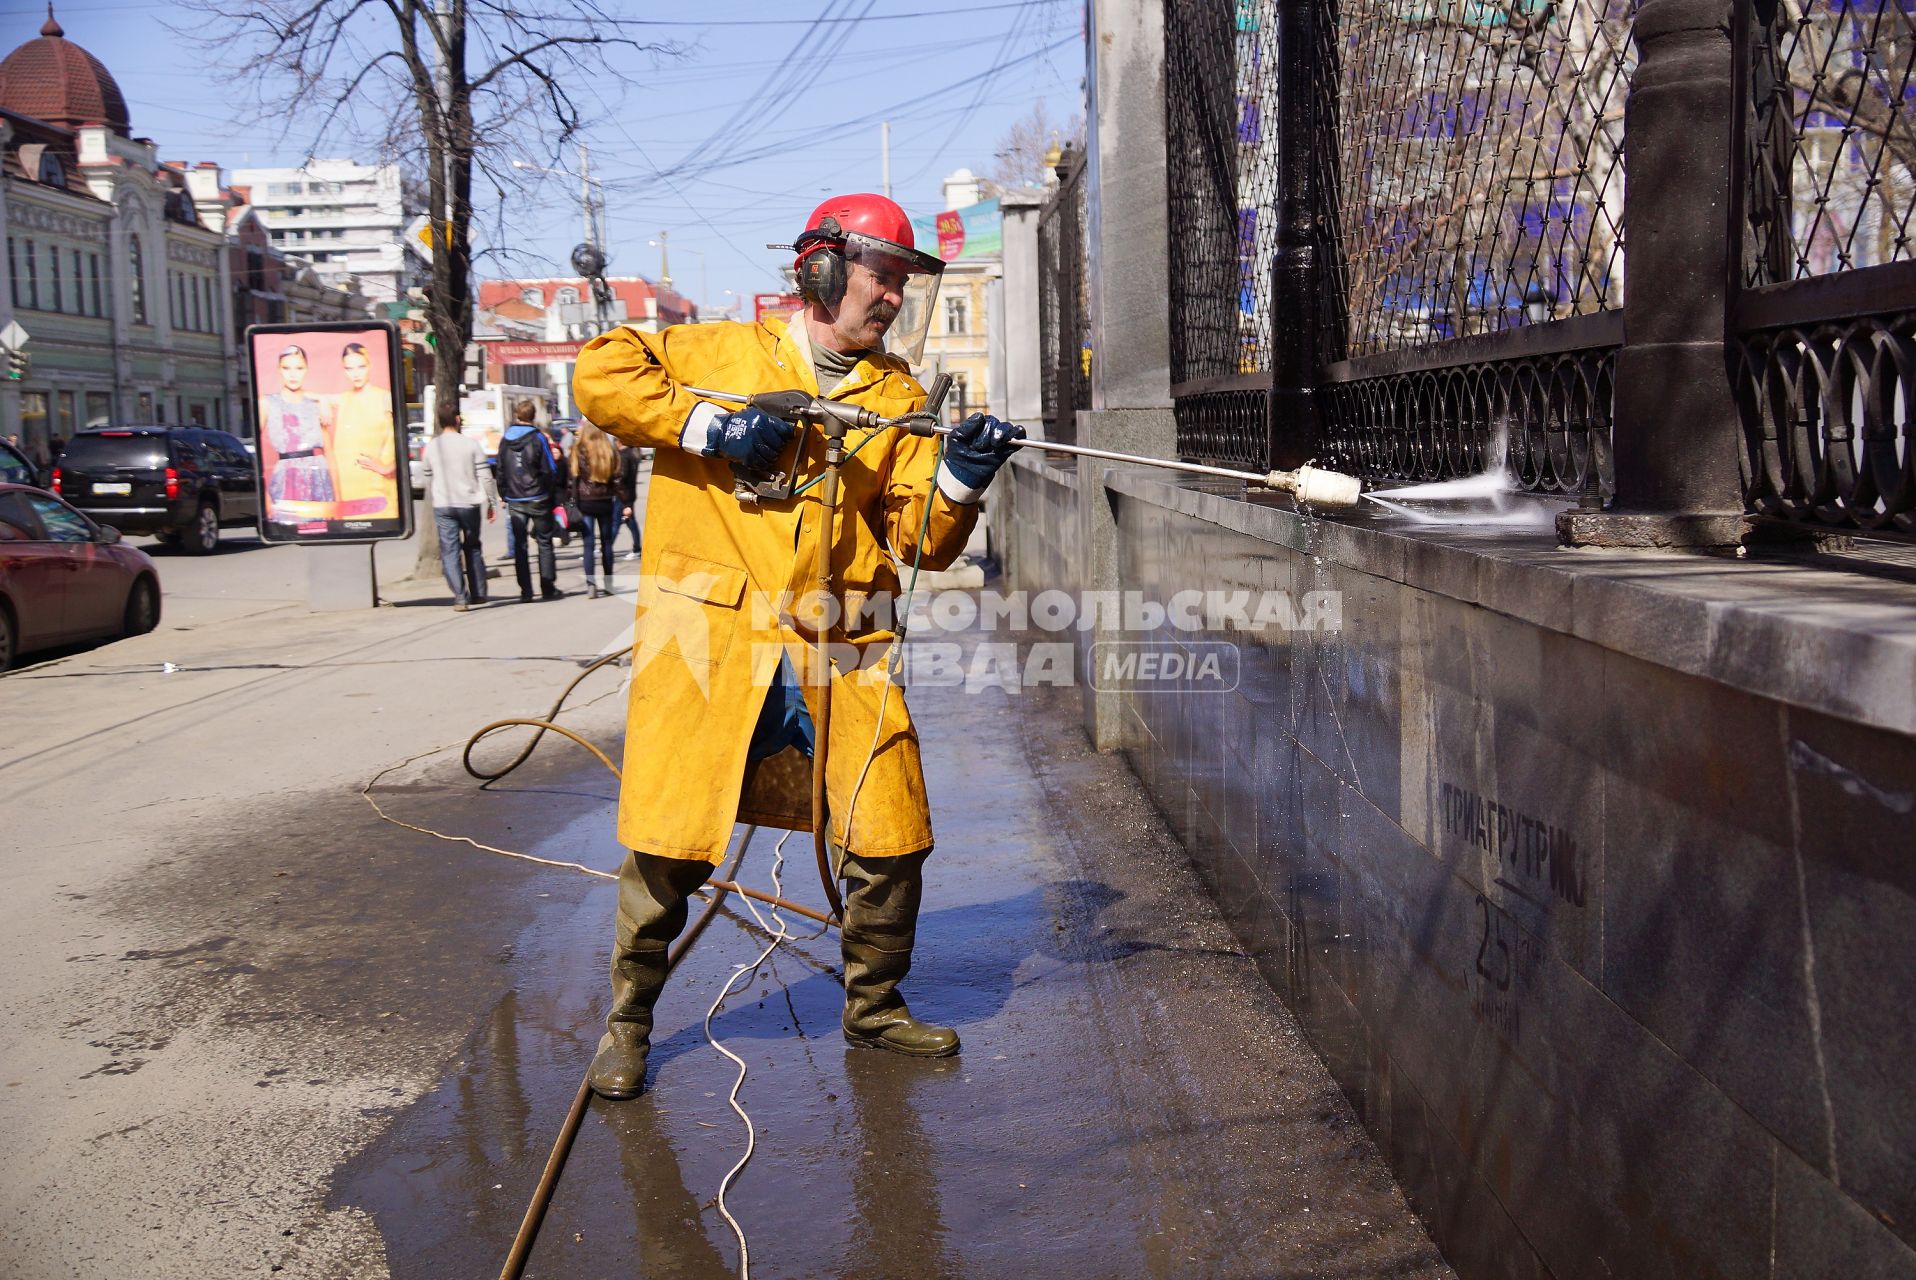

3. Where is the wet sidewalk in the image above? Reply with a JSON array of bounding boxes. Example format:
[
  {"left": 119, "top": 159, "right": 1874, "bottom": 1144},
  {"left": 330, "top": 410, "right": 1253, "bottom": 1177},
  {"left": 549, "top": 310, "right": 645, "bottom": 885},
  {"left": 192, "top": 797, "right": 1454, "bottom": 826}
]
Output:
[{"left": 336, "top": 628, "right": 1452, "bottom": 1279}]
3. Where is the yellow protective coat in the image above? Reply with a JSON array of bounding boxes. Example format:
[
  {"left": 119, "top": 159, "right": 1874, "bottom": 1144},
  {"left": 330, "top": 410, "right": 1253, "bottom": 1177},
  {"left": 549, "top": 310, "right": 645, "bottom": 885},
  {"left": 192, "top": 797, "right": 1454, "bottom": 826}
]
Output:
[{"left": 572, "top": 317, "right": 978, "bottom": 864}]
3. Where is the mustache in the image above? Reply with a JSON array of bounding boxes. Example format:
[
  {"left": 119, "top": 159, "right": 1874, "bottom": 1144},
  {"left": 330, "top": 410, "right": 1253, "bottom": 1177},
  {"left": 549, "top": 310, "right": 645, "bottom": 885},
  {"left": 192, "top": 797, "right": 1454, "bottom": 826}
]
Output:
[{"left": 868, "top": 302, "right": 899, "bottom": 327}]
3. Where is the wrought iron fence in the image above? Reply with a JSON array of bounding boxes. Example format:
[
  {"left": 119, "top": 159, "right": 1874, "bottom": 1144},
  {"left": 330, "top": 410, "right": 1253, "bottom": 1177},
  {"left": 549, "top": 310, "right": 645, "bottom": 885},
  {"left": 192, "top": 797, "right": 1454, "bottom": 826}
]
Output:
[
  {"left": 1162, "top": 0, "right": 1636, "bottom": 491},
  {"left": 1023, "top": 0, "right": 1916, "bottom": 534},
  {"left": 1322, "top": 346, "right": 1614, "bottom": 493},
  {"left": 1175, "top": 390, "right": 1271, "bottom": 472},
  {"left": 1038, "top": 149, "right": 1089, "bottom": 444},
  {"left": 1735, "top": 0, "right": 1916, "bottom": 533},
  {"left": 1734, "top": 310, "right": 1916, "bottom": 532}
]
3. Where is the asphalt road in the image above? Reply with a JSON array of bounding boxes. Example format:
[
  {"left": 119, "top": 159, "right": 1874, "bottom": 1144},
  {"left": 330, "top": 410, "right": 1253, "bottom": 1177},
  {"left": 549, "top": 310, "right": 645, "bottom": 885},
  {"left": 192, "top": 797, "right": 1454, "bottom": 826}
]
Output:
[{"left": 0, "top": 515, "right": 1448, "bottom": 1278}]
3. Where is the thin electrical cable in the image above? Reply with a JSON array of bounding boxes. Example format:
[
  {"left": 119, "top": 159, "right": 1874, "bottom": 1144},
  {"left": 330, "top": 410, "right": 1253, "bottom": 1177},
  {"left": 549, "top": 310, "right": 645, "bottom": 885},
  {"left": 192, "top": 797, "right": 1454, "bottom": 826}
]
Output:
[
  {"left": 639, "top": 37, "right": 1075, "bottom": 186},
  {"left": 502, "top": 1, "right": 1058, "bottom": 28},
  {"left": 788, "top": 425, "right": 888, "bottom": 499},
  {"left": 496, "top": 827, "right": 757, "bottom": 1280},
  {"left": 842, "top": 433, "right": 943, "bottom": 845},
  {"left": 703, "top": 830, "right": 800, "bottom": 1280},
  {"left": 898, "top": 0, "right": 1041, "bottom": 187},
  {"left": 670, "top": 0, "right": 864, "bottom": 180}
]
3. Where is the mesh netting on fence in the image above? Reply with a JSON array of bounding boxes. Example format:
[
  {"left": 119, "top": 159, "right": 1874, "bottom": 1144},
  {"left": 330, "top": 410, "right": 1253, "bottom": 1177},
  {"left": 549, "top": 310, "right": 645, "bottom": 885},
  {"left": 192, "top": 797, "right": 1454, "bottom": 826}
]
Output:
[
  {"left": 1165, "top": 0, "right": 1287, "bottom": 382},
  {"left": 1745, "top": 0, "right": 1916, "bottom": 284},
  {"left": 1327, "top": 0, "right": 1635, "bottom": 355}
]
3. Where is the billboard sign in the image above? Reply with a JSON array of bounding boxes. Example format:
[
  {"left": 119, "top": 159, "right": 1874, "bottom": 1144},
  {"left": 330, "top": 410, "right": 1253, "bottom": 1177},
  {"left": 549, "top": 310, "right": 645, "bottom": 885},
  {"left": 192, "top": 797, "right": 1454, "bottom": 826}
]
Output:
[
  {"left": 911, "top": 198, "right": 1004, "bottom": 261},
  {"left": 755, "top": 292, "right": 804, "bottom": 326},
  {"left": 247, "top": 321, "right": 413, "bottom": 542}
]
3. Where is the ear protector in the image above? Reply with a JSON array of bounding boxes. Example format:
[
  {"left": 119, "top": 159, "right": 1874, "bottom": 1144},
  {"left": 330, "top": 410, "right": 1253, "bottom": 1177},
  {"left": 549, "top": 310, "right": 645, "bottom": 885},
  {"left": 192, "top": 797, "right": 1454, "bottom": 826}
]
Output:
[{"left": 794, "top": 216, "right": 846, "bottom": 308}]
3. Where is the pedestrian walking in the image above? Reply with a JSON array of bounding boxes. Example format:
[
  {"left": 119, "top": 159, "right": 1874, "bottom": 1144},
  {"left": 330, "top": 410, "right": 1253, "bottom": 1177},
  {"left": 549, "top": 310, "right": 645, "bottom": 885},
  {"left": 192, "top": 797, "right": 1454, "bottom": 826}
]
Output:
[
  {"left": 418, "top": 403, "right": 498, "bottom": 611},
  {"left": 572, "top": 191, "right": 1025, "bottom": 1099},
  {"left": 616, "top": 444, "right": 644, "bottom": 559},
  {"left": 497, "top": 400, "right": 566, "bottom": 601},
  {"left": 544, "top": 421, "right": 575, "bottom": 547},
  {"left": 570, "top": 421, "right": 637, "bottom": 598}
]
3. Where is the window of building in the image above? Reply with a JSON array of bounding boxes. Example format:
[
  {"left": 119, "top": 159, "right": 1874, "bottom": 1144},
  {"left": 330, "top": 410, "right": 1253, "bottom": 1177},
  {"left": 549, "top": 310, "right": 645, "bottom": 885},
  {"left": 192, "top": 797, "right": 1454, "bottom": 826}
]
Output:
[
  {"left": 85, "top": 391, "right": 112, "bottom": 428},
  {"left": 89, "top": 253, "right": 102, "bottom": 316},
  {"left": 57, "top": 391, "right": 75, "bottom": 443},
  {"left": 555, "top": 286, "right": 580, "bottom": 306},
  {"left": 192, "top": 276, "right": 203, "bottom": 332},
  {"left": 521, "top": 287, "right": 544, "bottom": 306},
  {"left": 6, "top": 238, "right": 15, "bottom": 307},
  {"left": 47, "top": 245, "right": 61, "bottom": 313},
  {"left": 69, "top": 249, "right": 82, "bottom": 313},
  {"left": 19, "top": 392, "right": 47, "bottom": 458},
  {"left": 128, "top": 236, "right": 147, "bottom": 324},
  {"left": 189, "top": 402, "right": 208, "bottom": 426},
  {"left": 23, "top": 238, "right": 37, "bottom": 309},
  {"left": 136, "top": 390, "right": 153, "bottom": 420},
  {"left": 944, "top": 296, "right": 968, "bottom": 335}
]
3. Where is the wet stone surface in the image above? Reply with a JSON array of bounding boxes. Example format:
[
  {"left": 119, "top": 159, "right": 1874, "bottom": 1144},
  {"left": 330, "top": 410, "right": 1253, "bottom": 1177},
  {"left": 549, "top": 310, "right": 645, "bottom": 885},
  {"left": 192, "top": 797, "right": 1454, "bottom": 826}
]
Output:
[{"left": 333, "top": 629, "right": 1450, "bottom": 1279}]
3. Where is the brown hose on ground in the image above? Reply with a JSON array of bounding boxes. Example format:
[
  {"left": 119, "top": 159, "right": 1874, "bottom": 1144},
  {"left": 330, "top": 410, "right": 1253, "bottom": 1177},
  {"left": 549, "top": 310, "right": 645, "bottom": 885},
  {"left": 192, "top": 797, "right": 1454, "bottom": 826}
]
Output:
[
  {"left": 463, "top": 648, "right": 628, "bottom": 785},
  {"left": 495, "top": 827, "right": 757, "bottom": 1280}
]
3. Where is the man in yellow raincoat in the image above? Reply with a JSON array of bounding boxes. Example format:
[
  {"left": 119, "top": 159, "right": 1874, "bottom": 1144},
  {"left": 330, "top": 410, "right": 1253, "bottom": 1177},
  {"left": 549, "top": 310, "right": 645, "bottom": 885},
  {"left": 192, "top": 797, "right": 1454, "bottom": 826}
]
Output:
[{"left": 572, "top": 193, "right": 1026, "bottom": 1099}]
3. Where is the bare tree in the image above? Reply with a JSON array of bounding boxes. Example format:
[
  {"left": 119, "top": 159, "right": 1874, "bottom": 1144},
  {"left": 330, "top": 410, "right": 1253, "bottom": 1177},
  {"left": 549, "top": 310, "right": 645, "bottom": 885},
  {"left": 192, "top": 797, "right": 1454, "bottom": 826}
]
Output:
[
  {"left": 985, "top": 98, "right": 1086, "bottom": 190},
  {"left": 184, "top": 0, "right": 673, "bottom": 571},
  {"left": 189, "top": 1, "right": 668, "bottom": 402}
]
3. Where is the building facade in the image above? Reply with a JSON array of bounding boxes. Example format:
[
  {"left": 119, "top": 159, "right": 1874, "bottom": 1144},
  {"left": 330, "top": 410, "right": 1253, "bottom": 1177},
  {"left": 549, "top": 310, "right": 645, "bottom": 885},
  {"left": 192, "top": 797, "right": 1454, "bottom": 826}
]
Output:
[
  {"left": 915, "top": 170, "right": 1005, "bottom": 421},
  {"left": 229, "top": 158, "right": 421, "bottom": 304},
  {"left": 474, "top": 275, "right": 697, "bottom": 417},
  {"left": 0, "top": 13, "right": 369, "bottom": 459}
]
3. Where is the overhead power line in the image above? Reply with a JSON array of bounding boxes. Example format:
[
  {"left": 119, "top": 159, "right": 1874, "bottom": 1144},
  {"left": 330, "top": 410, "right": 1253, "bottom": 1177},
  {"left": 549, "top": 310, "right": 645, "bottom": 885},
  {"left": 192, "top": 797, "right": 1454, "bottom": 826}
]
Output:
[
  {"left": 494, "top": 1, "right": 1058, "bottom": 27},
  {"left": 640, "top": 35, "right": 1076, "bottom": 186}
]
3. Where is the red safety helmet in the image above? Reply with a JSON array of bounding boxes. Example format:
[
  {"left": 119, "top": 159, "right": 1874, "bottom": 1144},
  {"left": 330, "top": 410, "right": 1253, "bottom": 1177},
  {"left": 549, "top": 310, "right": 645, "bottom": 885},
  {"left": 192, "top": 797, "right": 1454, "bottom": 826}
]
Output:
[
  {"left": 792, "top": 193, "right": 943, "bottom": 307},
  {"left": 786, "top": 193, "right": 945, "bottom": 363}
]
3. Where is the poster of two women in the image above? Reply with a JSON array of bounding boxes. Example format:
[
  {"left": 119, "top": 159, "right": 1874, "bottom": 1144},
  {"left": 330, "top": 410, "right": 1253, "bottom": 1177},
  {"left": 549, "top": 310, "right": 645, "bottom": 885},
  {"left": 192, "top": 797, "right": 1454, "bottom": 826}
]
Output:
[{"left": 247, "top": 321, "right": 413, "bottom": 542}]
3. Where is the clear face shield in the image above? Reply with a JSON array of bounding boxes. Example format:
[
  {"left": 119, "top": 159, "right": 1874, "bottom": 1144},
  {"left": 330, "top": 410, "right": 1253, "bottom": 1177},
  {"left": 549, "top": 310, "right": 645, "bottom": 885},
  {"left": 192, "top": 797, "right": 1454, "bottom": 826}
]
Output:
[{"left": 840, "top": 232, "right": 944, "bottom": 366}]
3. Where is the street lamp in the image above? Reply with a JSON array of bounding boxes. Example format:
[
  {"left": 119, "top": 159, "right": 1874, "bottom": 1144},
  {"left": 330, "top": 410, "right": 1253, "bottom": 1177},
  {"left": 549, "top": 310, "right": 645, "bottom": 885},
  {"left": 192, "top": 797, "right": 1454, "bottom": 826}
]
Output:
[
  {"left": 515, "top": 150, "right": 614, "bottom": 331},
  {"left": 511, "top": 152, "right": 606, "bottom": 253},
  {"left": 646, "top": 231, "right": 671, "bottom": 291}
]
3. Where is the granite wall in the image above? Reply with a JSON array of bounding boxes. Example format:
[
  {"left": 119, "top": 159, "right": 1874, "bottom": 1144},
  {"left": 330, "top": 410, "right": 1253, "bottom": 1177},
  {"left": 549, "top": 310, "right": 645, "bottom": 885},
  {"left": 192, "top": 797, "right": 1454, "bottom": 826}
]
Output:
[{"left": 994, "top": 456, "right": 1916, "bottom": 1280}]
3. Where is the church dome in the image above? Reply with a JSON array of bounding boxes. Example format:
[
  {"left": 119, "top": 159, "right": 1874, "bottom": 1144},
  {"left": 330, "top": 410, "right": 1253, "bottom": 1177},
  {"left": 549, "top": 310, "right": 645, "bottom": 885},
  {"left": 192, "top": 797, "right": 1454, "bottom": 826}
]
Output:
[{"left": 0, "top": 7, "right": 130, "bottom": 136}]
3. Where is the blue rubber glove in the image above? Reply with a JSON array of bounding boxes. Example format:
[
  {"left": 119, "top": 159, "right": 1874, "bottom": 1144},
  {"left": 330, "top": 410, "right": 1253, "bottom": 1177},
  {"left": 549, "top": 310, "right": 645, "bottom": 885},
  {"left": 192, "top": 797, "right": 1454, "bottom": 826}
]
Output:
[
  {"left": 711, "top": 407, "right": 797, "bottom": 473},
  {"left": 943, "top": 412, "right": 1026, "bottom": 491}
]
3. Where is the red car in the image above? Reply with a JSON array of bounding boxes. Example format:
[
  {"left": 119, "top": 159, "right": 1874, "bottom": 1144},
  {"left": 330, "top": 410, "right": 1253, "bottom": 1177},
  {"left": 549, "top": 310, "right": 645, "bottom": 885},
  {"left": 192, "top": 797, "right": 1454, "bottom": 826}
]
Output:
[{"left": 0, "top": 483, "right": 161, "bottom": 672}]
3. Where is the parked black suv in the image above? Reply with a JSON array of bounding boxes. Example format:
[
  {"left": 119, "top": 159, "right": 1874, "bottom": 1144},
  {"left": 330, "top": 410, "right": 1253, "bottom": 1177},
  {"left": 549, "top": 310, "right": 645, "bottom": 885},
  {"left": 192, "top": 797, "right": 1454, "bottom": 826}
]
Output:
[{"left": 55, "top": 427, "right": 260, "bottom": 553}]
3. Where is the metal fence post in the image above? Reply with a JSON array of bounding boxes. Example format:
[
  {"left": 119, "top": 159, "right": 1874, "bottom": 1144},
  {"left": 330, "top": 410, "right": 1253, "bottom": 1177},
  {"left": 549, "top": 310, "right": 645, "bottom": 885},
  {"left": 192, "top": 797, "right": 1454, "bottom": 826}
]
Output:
[
  {"left": 1559, "top": 0, "right": 1748, "bottom": 546},
  {"left": 1267, "top": 0, "right": 1330, "bottom": 471}
]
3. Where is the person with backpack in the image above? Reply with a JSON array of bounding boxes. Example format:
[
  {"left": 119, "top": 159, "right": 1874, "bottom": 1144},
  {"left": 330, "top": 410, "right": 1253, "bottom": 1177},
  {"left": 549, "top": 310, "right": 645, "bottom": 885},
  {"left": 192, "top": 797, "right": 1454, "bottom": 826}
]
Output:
[
  {"left": 496, "top": 400, "right": 567, "bottom": 601},
  {"left": 569, "top": 420, "right": 638, "bottom": 598}
]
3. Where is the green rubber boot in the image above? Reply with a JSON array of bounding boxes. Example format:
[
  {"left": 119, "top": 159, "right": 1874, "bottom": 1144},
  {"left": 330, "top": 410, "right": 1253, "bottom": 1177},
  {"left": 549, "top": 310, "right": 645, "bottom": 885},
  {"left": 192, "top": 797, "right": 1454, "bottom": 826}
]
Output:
[
  {"left": 840, "top": 849, "right": 959, "bottom": 1058},
  {"left": 588, "top": 851, "right": 714, "bottom": 1100}
]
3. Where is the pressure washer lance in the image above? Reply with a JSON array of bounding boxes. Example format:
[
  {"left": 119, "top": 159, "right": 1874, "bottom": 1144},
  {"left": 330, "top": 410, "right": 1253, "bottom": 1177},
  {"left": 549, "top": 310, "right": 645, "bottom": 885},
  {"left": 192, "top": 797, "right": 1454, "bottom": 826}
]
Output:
[{"left": 680, "top": 385, "right": 1365, "bottom": 508}]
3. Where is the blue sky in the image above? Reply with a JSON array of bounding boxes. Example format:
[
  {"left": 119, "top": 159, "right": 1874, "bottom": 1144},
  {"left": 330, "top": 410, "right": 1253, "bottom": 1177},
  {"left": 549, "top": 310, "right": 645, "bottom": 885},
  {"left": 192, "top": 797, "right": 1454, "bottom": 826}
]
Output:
[{"left": 7, "top": 0, "right": 1085, "bottom": 311}]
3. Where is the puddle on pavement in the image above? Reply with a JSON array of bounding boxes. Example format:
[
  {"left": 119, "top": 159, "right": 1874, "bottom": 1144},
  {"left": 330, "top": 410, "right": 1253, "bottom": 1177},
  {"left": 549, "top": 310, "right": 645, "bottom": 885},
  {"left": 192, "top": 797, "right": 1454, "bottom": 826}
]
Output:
[
  {"left": 328, "top": 827, "right": 1178, "bottom": 1278},
  {"left": 330, "top": 682, "right": 1445, "bottom": 1280}
]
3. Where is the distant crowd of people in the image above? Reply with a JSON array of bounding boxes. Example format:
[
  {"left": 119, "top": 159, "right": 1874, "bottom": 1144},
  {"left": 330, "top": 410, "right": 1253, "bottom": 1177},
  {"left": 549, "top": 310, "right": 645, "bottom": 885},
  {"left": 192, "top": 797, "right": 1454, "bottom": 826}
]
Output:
[{"left": 419, "top": 398, "right": 642, "bottom": 612}]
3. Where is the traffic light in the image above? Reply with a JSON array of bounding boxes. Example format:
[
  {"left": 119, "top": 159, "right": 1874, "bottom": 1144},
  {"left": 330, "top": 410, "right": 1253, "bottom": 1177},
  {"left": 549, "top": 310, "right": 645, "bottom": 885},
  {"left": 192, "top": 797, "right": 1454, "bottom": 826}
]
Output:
[{"left": 4, "top": 349, "right": 28, "bottom": 380}]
